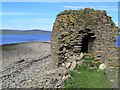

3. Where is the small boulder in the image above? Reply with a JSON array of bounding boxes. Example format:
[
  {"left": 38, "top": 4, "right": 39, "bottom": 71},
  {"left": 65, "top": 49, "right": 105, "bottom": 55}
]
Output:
[
  {"left": 70, "top": 61, "right": 76, "bottom": 70},
  {"left": 110, "top": 79, "right": 114, "bottom": 82},
  {"left": 15, "top": 59, "right": 25, "bottom": 64},
  {"left": 61, "top": 63, "right": 65, "bottom": 67},
  {"left": 62, "top": 74, "right": 72, "bottom": 80},
  {"left": 65, "top": 62, "right": 71, "bottom": 68},
  {"left": 76, "top": 60, "right": 83, "bottom": 66},
  {"left": 80, "top": 52, "right": 84, "bottom": 59},
  {"left": 99, "top": 63, "right": 106, "bottom": 70}
]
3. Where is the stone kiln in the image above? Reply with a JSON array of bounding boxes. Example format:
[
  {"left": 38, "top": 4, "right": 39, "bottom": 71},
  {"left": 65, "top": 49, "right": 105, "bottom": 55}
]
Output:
[{"left": 51, "top": 8, "right": 119, "bottom": 67}]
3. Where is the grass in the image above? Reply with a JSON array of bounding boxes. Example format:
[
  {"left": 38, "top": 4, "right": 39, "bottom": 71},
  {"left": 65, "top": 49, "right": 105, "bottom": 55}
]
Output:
[{"left": 64, "top": 57, "right": 111, "bottom": 88}]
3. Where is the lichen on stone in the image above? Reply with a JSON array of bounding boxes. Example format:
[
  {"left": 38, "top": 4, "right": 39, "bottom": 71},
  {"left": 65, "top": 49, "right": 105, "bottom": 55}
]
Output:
[{"left": 51, "top": 8, "right": 119, "bottom": 67}]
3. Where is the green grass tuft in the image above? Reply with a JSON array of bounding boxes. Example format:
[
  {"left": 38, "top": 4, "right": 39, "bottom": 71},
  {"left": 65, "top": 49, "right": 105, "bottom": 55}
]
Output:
[{"left": 64, "top": 57, "right": 111, "bottom": 88}]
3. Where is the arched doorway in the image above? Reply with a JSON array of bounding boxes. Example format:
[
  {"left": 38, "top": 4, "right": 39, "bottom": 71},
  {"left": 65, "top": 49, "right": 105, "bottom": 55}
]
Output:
[{"left": 80, "top": 33, "right": 95, "bottom": 53}]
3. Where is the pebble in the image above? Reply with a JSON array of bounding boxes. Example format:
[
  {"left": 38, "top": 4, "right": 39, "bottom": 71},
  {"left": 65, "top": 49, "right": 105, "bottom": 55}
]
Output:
[
  {"left": 70, "top": 61, "right": 76, "bottom": 70},
  {"left": 110, "top": 79, "right": 114, "bottom": 82},
  {"left": 99, "top": 63, "right": 106, "bottom": 70},
  {"left": 65, "top": 62, "right": 71, "bottom": 68},
  {"left": 2, "top": 42, "right": 66, "bottom": 88}
]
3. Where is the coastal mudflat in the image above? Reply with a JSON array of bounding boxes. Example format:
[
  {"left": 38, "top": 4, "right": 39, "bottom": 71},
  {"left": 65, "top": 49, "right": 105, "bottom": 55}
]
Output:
[{"left": 1, "top": 42, "right": 66, "bottom": 88}]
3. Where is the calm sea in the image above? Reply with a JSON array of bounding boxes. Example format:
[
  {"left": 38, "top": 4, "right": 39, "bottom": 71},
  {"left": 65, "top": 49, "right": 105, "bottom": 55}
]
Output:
[
  {"left": 0, "top": 34, "right": 120, "bottom": 47},
  {"left": 115, "top": 35, "right": 120, "bottom": 47},
  {"left": 0, "top": 34, "right": 51, "bottom": 45}
]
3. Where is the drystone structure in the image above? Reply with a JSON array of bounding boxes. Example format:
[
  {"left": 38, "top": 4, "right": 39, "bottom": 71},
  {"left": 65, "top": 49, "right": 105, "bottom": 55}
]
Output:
[{"left": 51, "top": 8, "right": 119, "bottom": 67}]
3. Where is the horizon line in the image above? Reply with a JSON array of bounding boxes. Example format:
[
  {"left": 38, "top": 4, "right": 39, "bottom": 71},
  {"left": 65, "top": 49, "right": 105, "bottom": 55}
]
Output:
[{"left": 0, "top": 28, "right": 52, "bottom": 31}]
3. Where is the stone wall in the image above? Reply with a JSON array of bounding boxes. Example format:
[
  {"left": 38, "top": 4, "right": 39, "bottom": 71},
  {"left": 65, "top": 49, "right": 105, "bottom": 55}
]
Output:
[{"left": 51, "top": 8, "right": 119, "bottom": 67}]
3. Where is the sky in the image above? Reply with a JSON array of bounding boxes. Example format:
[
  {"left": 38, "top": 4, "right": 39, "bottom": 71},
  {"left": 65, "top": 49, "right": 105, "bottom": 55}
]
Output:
[{"left": 1, "top": 2, "right": 119, "bottom": 31}]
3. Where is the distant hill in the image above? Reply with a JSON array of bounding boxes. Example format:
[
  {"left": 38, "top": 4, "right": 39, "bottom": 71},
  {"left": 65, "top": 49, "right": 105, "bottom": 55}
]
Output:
[{"left": 0, "top": 29, "right": 52, "bottom": 34}]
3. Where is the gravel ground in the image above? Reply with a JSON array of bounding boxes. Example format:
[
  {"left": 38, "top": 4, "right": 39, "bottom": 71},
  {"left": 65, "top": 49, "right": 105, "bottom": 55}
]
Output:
[{"left": 1, "top": 42, "right": 66, "bottom": 88}]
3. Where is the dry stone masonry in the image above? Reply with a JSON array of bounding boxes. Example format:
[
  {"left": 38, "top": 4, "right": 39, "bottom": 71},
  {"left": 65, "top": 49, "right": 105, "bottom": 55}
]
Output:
[{"left": 51, "top": 8, "right": 119, "bottom": 67}]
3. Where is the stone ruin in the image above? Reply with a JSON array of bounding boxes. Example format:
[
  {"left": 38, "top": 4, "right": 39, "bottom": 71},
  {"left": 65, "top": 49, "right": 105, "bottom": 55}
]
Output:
[{"left": 51, "top": 8, "right": 119, "bottom": 67}]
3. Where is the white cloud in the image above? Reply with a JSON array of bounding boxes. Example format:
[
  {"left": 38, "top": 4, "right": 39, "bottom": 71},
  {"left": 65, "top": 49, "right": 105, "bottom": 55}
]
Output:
[
  {"left": 0, "top": 12, "right": 52, "bottom": 16},
  {"left": 2, "top": 17, "right": 55, "bottom": 30},
  {"left": 8, "top": 18, "right": 54, "bottom": 24},
  {"left": 63, "top": 6, "right": 93, "bottom": 9},
  {"left": 100, "top": 6, "right": 117, "bottom": 8},
  {"left": 97, "top": 6, "right": 118, "bottom": 11},
  {"left": 0, "top": 12, "right": 36, "bottom": 15}
]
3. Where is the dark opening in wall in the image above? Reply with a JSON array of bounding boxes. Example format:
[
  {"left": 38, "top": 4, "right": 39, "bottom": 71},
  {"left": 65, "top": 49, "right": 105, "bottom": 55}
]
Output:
[
  {"left": 80, "top": 35, "right": 90, "bottom": 53},
  {"left": 80, "top": 34, "right": 95, "bottom": 53}
]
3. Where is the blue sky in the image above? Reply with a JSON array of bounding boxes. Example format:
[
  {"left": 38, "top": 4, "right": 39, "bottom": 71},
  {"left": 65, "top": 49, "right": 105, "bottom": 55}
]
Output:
[{"left": 1, "top": 2, "right": 118, "bottom": 31}]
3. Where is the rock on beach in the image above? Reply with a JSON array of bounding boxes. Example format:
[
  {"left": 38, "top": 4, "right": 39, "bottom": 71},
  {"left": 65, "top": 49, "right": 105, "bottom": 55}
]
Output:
[{"left": 1, "top": 42, "right": 66, "bottom": 88}]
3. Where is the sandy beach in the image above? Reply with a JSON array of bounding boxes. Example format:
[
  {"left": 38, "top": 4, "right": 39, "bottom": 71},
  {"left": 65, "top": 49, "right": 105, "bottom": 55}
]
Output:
[{"left": 1, "top": 42, "right": 66, "bottom": 88}]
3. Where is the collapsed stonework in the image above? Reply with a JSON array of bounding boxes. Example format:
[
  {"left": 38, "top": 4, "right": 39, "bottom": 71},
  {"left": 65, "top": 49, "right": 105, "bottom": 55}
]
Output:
[{"left": 51, "top": 8, "right": 119, "bottom": 67}]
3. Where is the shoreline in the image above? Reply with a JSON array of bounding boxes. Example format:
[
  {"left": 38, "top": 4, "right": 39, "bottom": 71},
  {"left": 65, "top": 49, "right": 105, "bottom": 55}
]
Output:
[
  {"left": 0, "top": 41, "right": 50, "bottom": 46},
  {"left": 2, "top": 41, "right": 66, "bottom": 88},
  {"left": 2, "top": 41, "right": 51, "bottom": 69}
]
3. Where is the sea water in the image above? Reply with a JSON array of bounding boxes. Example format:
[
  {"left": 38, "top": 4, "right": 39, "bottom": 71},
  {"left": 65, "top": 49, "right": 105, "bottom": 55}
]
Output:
[
  {"left": 115, "top": 35, "right": 120, "bottom": 47},
  {"left": 0, "top": 34, "right": 120, "bottom": 47},
  {"left": 0, "top": 34, "right": 51, "bottom": 45}
]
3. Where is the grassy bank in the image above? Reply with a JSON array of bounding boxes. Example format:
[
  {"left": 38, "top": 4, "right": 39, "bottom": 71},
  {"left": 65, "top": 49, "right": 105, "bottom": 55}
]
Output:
[{"left": 64, "top": 57, "right": 112, "bottom": 88}]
